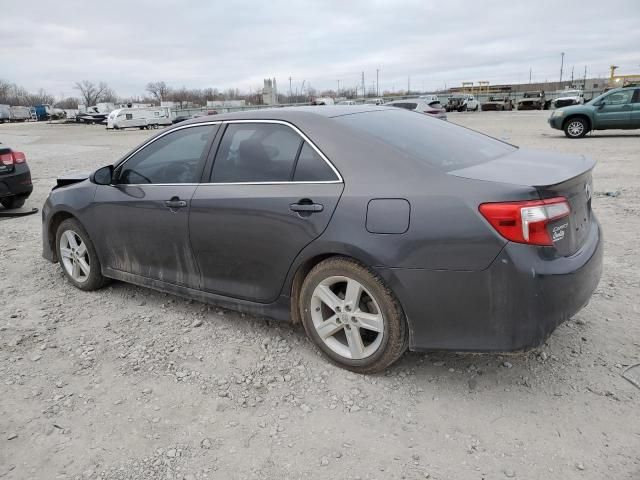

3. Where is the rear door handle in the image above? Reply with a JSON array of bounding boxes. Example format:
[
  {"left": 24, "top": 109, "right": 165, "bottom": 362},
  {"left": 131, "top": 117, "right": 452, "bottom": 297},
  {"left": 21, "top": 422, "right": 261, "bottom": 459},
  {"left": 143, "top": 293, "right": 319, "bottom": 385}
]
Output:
[
  {"left": 290, "top": 202, "right": 324, "bottom": 213},
  {"left": 165, "top": 197, "right": 187, "bottom": 209}
]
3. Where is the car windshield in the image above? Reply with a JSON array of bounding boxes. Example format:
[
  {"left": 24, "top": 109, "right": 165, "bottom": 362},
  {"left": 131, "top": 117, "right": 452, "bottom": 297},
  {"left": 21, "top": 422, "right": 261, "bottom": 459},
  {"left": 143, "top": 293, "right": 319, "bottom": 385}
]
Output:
[{"left": 334, "top": 109, "right": 516, "bottom": 172}]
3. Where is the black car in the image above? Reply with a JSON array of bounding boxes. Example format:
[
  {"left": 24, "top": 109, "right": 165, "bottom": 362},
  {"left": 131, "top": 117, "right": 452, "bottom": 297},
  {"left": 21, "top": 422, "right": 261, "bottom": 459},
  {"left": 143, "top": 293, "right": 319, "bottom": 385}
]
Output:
[
  {"left": 42, "top": 106, "right": 602, "bottom": 372},
  {"left": 0, "top": 143, "right": 33, "bottom": 209}
]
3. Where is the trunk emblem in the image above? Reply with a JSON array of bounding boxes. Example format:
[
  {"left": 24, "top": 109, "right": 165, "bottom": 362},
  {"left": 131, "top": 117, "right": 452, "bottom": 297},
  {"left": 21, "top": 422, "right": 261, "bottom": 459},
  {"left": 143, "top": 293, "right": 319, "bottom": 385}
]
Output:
[{"left": 585, "top": 182, "right": 592, "bottom": 200}]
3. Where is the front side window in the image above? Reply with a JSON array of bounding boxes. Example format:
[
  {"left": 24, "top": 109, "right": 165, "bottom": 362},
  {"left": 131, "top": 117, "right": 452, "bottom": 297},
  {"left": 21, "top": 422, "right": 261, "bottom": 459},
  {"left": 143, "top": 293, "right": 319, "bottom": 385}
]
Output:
[
  {"left": 212, "top": 123, "right": 303, "bottom": 182},
  {"left": 117, "top": 125, "right": 216, "bottom": 184},
  {"left": 604, "top": 90, "right": 633, "bottom": 105}
]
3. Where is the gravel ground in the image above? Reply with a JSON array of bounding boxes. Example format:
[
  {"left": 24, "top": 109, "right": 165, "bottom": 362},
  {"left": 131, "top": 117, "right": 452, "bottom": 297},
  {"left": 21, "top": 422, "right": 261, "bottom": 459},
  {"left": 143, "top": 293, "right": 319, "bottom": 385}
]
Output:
[{"left": 0, "top": 112, "right": 639, "bottom": 480}]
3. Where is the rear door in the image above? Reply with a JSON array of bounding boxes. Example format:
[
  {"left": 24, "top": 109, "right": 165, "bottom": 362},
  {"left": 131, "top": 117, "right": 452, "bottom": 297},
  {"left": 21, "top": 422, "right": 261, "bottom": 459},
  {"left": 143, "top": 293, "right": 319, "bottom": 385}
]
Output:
[
  {"left": 595, "top": 89, "right": 633, "bottom": 128},
  {"left": 92, "top": 123, "right": 219, "bottom": 287},
  {"left": 189, "top": 121, "right": 343, "bottom": 303}
]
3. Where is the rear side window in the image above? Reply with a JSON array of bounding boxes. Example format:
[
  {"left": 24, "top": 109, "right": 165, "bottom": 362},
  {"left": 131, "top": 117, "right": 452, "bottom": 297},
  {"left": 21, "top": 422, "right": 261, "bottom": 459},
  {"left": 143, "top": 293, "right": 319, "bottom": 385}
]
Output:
[
  {"left": 389, "top": 103, "right": 417, "bottom": 110},
  {"left": 335, "top": 109, "right": 516, "bottom": 171},
  {"left": 212, "top": 123, "right": 302, "bottom": 182},
  {"left": 293, "top": 143, "right": 338, "bottom": 182}
]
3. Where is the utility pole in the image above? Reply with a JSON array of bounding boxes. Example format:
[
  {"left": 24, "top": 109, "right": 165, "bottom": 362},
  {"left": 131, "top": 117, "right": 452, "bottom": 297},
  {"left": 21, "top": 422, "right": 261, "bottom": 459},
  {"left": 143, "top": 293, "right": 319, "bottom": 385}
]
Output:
[
  {"left": 376, "top": 68, "right": 379, "bottom": 97},
  {"left": 289, "top": 76, "right": 292, "bottom": 104},
  {"left": 337, "top": 80, "right": 340, "bottom": 97},
  {"left": 559, "top": 52, "right": 565, "bottom": 86},
  {"left": 361, "top": 72, "right": 365, "bottom": 99},
  {"left": 583, "top": 65, "right": 587, "bottom": 89},
  {"left": 571, "top": 66, "right": 574, "bottom": 84},
  {"left": 407, "top": 75, "right": 410, "bottom": 95},
  {"left": 529, "top": 67, "right": 532, "bottom": 84}
]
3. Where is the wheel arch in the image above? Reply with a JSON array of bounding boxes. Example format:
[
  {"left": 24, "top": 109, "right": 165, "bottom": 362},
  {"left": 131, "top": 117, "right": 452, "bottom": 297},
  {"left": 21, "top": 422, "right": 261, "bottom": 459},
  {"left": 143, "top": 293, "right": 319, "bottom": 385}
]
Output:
[
  {"left": 287, "top": 245, "right": 387, "bottom": 325},
  {"left": 563, "top": 114, "right": 592, "bottom": 132},
  {"left": 47, "top": 210, "right": 76, "bottom": 262}
]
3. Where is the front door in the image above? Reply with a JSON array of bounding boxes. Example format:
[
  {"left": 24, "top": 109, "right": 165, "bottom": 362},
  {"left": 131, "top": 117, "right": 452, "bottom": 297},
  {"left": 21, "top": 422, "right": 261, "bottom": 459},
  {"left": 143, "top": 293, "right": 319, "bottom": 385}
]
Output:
[
  {"left": 594, "top": 89, "right": 634, "bottom": 128},
  {"left": 189, "top": 121, "right": 343, "bottom": 303},
  {"left": 92, "top": 123, "right": 218, "bottom": 287}
]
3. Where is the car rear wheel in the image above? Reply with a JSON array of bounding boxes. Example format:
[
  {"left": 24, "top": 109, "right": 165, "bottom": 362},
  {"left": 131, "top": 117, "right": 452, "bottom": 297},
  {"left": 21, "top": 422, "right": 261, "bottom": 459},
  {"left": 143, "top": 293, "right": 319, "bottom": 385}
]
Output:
[
  {"left": 564, "top": 117, "right": 588, "bottom": 138},
  {"left": 1, "top": 196, "right": 26, "bottom": 209},
  {"left": 299, "top": 257, "right": 408, "bottom": 373},
  {"left": 56, "top": 218, "right": 108, "bottom": 291}
]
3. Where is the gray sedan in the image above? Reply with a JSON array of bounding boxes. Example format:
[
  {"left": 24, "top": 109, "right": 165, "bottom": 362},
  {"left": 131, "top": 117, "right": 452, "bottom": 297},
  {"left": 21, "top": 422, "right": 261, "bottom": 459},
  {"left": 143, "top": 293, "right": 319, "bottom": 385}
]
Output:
[{"left": 42, "top": 106, "right": 602, "bottom": 373}]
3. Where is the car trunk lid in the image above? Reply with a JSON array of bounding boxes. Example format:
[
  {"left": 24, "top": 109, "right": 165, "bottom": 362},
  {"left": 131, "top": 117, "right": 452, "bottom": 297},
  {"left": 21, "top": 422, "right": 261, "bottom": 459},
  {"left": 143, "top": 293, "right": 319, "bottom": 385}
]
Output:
[{"left": 450, "top": 148, "right": 595, "bottom": 255}]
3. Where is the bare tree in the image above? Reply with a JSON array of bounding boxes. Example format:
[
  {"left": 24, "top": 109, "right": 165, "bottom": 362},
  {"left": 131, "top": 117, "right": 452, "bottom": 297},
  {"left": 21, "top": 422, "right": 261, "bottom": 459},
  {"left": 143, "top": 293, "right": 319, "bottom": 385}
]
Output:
[
  {"left": 74, "top": 80, "right": 114, "bottom": 106},
  {"left": 145, "top": 81, "right": 170, "bottom": 103}
]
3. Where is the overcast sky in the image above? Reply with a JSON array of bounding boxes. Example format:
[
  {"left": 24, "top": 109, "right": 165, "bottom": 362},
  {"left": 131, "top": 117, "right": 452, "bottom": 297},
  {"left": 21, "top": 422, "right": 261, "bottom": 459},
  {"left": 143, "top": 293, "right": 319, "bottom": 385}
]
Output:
[{"left": 2, "top": 0, "right": 639, "bottom": 98}]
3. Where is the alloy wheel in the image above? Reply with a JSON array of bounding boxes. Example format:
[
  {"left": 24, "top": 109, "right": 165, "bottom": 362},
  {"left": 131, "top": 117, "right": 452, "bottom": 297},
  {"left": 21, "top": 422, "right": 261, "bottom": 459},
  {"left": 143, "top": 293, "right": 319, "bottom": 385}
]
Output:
[
  {"left": 310, "top": 276, "right": 384, "bottom": 360},
  {"left": 567, "top": 121, "right": 584, "bottom": 137},
  {"left": 59, "top": 230, "right": 91, "bottom": 283}
]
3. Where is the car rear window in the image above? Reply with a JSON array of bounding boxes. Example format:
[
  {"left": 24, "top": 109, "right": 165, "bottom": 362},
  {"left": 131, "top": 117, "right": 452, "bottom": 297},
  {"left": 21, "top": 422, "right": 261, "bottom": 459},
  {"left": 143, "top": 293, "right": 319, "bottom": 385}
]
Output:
[{"left": 334, "top": 109, "right": 516, "bottom": 171}]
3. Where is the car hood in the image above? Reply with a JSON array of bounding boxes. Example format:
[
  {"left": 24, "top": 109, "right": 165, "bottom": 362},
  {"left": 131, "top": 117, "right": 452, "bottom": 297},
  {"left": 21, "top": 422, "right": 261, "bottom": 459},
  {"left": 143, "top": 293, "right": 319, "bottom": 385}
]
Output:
[{"left": 448, "top": 148, "right": 596, "bottom": 187}]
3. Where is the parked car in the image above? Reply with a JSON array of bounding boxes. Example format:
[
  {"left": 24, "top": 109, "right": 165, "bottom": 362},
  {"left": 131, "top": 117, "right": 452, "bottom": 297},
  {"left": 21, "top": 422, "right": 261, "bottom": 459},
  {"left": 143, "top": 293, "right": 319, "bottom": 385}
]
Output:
[
  {"left": 481, "top": 96, "right": 513, "bottom": 111},
  {"left": 384, "top": 98, "right": 447, "bottom": 120},
  {"left": 336, "top": 100, "right": 356, "bottom": 105},
  {"left": 548, "top": 86, "right": 640, "bottom": 138},
  {"left": 445, "top": 94, "right": 479, "bottom": 112},
  {"left": 0, "top": 104, "right": 10, "bottom": 123},
  {"left": 42, "top": 106, "right": 602, "bottom": 372},
  {"left": 172, "top": 115, "right": 193, "bottom": 124},
  {"left": 106, "top": 107, "right": 172, "bottom": 130},
  {"left": 0, "top": 142, "right": 33, "bottom": 209},
  {"left": 552, "top": 89, "right": 585, "bottom": 108},
  {"left": 517, "top": 91, "right": 546, "bottom": 110}
]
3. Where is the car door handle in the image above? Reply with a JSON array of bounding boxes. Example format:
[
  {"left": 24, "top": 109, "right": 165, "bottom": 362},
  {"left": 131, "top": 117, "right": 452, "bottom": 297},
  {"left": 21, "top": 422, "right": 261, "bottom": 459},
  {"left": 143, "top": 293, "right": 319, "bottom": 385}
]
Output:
[
  {"left": 165, "top": 198, "right": 187, "bottom": 209},
  {"left": 290, "top": 202, "right": 324, "bottom": 213}
]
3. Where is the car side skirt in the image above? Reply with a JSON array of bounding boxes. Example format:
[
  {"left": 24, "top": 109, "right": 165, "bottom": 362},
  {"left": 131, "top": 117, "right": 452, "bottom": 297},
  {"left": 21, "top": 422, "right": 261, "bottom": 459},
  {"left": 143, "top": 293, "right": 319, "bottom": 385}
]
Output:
[{"left": 103, "top": 267, "right": 292, "bottom": 321}]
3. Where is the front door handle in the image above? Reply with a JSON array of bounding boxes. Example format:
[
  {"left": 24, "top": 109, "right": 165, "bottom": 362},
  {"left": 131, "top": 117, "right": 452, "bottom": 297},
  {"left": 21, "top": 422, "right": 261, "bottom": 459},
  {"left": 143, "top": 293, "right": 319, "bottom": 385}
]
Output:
[
  {"left": 290, "top": 202, "right": 324, "bottom": 213},
  {"left": 165, "top": 197, "right": 187, "bottom": 209}
]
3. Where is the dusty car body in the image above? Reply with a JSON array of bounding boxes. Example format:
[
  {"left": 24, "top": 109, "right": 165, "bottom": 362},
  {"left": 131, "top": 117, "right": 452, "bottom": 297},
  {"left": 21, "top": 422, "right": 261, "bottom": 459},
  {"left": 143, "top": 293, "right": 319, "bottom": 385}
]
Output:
[
  {"left": 517, "top": 91, "right": 546, "bottom": 110},
  {"left": 548, "top": 86, "right": 640, "bottom": 137},
  {"left": 445, "top": 94, "right": 479, "bottom": 112},
  {"left": 42, "top": 106, "right": 602, "bottom": 372},
  {"left": 481, "top": 97, "right": 513, "bottom": 111},
  {"left": 552, "top": 89, "right": 586, "bottom": 108}
]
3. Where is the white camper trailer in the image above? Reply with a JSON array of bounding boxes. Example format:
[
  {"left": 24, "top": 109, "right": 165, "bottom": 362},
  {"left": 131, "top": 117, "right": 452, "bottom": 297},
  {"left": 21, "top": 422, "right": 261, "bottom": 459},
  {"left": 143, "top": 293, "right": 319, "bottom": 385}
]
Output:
[{"left": 106, "top": 106, "right": 172, "bottom": 130}]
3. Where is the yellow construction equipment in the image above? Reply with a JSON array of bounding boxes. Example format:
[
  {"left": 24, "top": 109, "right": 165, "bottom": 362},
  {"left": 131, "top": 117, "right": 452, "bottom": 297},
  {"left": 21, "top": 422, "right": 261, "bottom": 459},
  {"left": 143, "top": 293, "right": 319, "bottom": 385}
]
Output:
[{"left": 609, "top": 65, "right": 640, "bottom": 87}]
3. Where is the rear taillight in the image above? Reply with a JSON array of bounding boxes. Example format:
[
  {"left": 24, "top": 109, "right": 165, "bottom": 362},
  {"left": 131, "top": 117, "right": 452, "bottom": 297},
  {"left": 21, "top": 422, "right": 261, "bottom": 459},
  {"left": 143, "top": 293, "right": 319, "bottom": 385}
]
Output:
[
  {"left": 0, "top": 151, "right": 27, "bottom": 166},
  {"left": 479, "top": 197, "right": 570, "bottom": 246}
]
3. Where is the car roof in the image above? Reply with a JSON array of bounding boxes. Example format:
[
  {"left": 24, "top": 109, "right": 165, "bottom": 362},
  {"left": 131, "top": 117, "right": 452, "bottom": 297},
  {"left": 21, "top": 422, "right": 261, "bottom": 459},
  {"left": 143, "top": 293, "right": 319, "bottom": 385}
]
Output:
[{"left": 179, "top": 105, "right": 395, "bottom": 125}]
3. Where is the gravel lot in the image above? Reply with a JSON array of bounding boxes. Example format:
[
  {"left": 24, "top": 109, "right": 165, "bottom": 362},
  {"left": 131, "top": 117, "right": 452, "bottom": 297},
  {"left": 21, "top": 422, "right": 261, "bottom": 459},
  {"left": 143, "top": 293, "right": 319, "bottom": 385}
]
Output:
[{"left": 1, "top": 112, "right": 638, "bottom": 480}]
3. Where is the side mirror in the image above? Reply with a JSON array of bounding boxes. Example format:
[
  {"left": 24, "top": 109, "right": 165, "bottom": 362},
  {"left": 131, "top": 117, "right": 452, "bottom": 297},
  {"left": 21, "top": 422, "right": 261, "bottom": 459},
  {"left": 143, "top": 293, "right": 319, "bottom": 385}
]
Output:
[
  {"left": 596, "top": 101, "right": 605, "bottom": 109},
  {"left": 92, "top": 165, "right": 114, "bottom": 185}
]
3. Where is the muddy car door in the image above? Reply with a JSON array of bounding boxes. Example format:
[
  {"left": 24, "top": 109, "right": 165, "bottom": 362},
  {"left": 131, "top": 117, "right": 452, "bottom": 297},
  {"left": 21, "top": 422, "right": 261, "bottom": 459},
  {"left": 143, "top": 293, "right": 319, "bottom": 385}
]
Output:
[
  {"left": 189, "top": 121, "right": 343, "bottom": 303},
  {"left": 91, "top": 123, "right": 219, "bottom": 287}
]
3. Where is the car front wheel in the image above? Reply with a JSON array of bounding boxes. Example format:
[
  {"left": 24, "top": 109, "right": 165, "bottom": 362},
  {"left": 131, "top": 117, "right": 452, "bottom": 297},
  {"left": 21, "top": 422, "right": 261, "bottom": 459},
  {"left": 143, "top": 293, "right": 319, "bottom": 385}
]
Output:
[
  {"left": 56, "top": 218, "right": 108, "bottom": 291},
  {"left": 299, "top": 257, "right": 408, "bottom": 373},
  {"left": 564, "top": 117, "right": 589, "bottom": 138}
]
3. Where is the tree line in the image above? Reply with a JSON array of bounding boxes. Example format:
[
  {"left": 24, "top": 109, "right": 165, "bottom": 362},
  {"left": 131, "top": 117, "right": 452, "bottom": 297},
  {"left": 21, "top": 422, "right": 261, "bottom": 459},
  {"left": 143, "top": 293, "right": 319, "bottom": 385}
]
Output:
[{"left": 1, "top": 78, "right": 372, "bottom": 110}]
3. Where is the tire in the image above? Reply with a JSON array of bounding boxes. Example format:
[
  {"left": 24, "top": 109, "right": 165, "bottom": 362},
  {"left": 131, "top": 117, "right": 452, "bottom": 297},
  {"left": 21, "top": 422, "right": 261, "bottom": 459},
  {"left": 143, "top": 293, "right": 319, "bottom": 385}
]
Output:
[
  {"left": 55, "top": 218, "right": 108, "bottom": 291},
  {"left": 299, "top": 257, "right": 408, "bottom": 373},
  {"left": 564, "top": 117, "right": 589, "bottom": 138},
  {"left": 1, "top": 196, "right": 26, "bottom": 209},
  {"left": 460, "top": 104, "right": 467, "bottom": 112}
]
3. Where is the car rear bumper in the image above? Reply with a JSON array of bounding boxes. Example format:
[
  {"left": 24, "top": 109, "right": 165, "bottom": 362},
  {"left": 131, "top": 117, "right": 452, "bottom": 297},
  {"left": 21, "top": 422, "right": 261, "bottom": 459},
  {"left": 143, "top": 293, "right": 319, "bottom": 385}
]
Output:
[
  {"left": 378, "top": 217, "right": 603, "bottom": 352},
  {"left": 0, "top": 165, "right": 33, "bottom": 199}
]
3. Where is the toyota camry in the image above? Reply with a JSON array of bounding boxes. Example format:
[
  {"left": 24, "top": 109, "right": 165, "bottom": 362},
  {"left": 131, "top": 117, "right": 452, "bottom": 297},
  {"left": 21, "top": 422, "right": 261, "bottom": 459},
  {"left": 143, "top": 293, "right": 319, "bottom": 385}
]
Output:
[{"left": 42, "top": 106, "right": 603, "bottom": 372}]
